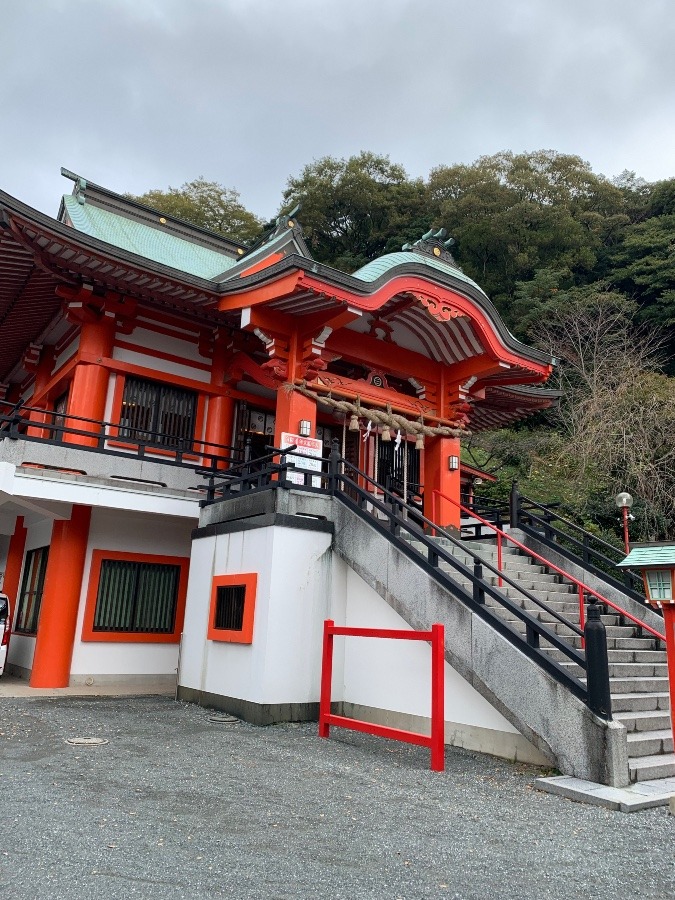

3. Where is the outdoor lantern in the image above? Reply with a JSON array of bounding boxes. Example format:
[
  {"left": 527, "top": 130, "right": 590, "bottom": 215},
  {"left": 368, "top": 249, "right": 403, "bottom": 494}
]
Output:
[
  {"left": 614, "top": 491, "right": 634, "bottom": 510},
  {"left": 298, "top": 419, "right": 312, "bottom": 438},
  {"left": 448, "top": 455, "right": 460, "bottom": 471},
  {"left": 618, "top": 543, "right": 675, "bottom": 751}
]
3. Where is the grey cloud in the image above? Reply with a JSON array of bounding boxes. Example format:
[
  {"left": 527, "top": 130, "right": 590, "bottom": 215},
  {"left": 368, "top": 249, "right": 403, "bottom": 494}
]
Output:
[{"left": 1, "top": 0, "right": 673, "bottom": 220}]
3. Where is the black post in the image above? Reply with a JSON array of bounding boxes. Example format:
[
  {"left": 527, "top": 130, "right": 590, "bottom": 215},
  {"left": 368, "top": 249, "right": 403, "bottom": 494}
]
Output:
[
  {"left": 585, "top": 601, "right": 612, "bottom": 720},
  {"left": 473, "top": 561, "right": 485, "bottom": 605},
  {"left": 329, "top": 439, "right": 341, "bottom": 495},
  {"left": 509, "top": 480, "right": 520, "bottom": 529}
]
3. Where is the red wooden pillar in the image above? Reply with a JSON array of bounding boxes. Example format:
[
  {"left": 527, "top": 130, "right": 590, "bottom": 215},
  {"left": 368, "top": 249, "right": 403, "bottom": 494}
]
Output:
[
  {"left": 423, "top": 436, "right": 461, "bottom": 530},
  {"left": 25, "top": 347, "right": 55, "bottom": 438},
  {"left": 203, "top": 332, "right": 235, "bottom": 466},
  {"left": 64, "top": 317, "right": 115, "bottom": 447},
  {"left": 661, "top": 606, "right": 675, "bottom": 755},
  {"left": 3, "top": 517, "right": 28, "bottom": 610},
  {"left": 30, "top": 505, "right": 91, "bottom": 688},
  {"left": 273, "top": 387, "right": 317, "bottom": 446}
]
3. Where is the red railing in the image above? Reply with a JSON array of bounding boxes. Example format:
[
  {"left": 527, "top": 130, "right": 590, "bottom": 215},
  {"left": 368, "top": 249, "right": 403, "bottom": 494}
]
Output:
[
  {"left": 318, "top": 619, "right": 446, "bottom": 772},
  {"left": 432, "top": 489, "right": 665, "bottom": 644}
]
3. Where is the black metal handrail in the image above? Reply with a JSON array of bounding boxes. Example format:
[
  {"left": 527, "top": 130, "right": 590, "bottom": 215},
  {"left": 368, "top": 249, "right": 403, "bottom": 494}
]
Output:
[
  {"left": 0, "top": 400, "right": 242, "bottom": 476},
  {"left": 327, "top": 450, "right": 611, "bottom": 718},
  {"left": 510, "top": 481, "right": 647, "bottom": 605}
]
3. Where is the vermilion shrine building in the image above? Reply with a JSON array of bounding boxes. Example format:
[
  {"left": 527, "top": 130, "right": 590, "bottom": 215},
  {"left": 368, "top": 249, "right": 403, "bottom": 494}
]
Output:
[{"left": 0, "top": 170, "right": 559, "bottom": 764}]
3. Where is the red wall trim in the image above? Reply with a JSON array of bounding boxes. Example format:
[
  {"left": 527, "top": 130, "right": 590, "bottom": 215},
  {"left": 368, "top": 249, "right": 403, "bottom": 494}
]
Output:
[
  {"left": 82, "top": 550, "right": 189, "bottom": 644},
  {"left": 207, "top": 573, "right": 258, "bottom": 644}
]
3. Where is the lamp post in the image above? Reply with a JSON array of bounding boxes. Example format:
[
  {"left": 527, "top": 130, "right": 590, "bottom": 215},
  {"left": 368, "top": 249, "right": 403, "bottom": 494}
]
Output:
[{"left": 614, "top": 491, "right": 634, "bottom": 554}]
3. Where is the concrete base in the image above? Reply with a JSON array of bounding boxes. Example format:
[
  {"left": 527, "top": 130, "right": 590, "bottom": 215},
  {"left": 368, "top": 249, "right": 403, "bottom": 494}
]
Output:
[
  {"left": 0, "top": 673, "right": 174, "bottom": 698},
  {"left": 177, "top": 685, "right": 320, "bottom": 725},
  {"left": 536, "top": 774, "right": 675, "bottom": 813}
]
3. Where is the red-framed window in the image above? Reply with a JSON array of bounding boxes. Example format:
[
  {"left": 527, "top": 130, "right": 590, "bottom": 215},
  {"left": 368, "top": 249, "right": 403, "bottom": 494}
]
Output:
[
  {"left": 207, "top": 573, "right": 257, "bottom": 644},
  {"left": 82, "top": 550, "right": 189, "bottom": 643}
]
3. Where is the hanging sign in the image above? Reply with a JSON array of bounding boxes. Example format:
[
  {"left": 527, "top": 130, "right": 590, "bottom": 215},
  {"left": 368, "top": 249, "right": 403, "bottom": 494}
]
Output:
[{"left": 280, "top": 433, "right": 323, "bottom": 486}]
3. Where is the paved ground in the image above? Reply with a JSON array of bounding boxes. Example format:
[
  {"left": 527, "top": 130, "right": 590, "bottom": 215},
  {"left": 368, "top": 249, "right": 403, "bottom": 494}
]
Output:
[{"left": 1, "top": 696, "right": 674, "bottom": 900}]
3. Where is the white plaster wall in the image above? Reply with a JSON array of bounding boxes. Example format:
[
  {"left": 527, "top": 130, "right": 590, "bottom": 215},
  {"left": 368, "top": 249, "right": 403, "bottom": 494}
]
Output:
[
  {"left": 180, "top": 525, "right": 334, "bottom": 704},
  {"left": 53, "top": 334, "right": 79, "bottom": 372},
  {"left": 69, "top": 508, "right": 193, "bottom": 676},
  {"left": 123, "top": 326, "right": 209, "bottom": 368},
  {"left": 7, "top": 518, "right": 54, "bottom": 672},
  {"left": 340, "top": 564, "right": 519, "bottom": 734},
  {"left": 112, "top": 347, "right": 211, "bottom": 383},
  {"left": 179, "top": 523, "right": 517, "bottom": 739}
]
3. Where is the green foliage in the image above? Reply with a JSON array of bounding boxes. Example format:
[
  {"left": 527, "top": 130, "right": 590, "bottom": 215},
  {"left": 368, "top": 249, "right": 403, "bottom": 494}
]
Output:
[
  {"left": 281, "top": 152, "right": 432, "bottom": 272},
  {"left": 129, "top": 177, "right": 263, "bottom": 244}
]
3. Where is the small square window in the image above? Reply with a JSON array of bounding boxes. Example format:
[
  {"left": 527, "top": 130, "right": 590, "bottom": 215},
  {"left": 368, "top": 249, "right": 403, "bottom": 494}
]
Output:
[
  {"left": 646, "top": 569, "right": 672, "bottom": 601},
  {"left": 208, "top": 574, "right": 257, "bottom": 644},
  {"left": 214, "top": 585, "right": 246, "bottom": 631}
]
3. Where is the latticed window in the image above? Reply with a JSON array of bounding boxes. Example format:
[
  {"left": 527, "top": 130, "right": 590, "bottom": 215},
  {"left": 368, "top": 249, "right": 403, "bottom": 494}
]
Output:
[
  {"left": 214, "top": 585, "right": 246, "bottom": 631},
  {"left": 15, "top": 546, "right": 49, "bottom": 634},
  {"left": 119, "top": 377, "right": 197, "bottom": 449},
  {"left": 93, "top": 559, "right": 180, "bottom": 633}
]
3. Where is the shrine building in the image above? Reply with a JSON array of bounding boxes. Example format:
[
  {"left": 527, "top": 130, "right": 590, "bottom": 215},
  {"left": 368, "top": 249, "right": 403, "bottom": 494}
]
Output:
[{"left": 0, "top": 169, "right": 558, "bottom": 764}]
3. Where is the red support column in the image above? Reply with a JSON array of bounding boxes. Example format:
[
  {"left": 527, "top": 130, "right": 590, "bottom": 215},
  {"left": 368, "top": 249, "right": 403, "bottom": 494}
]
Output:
[
  {"left": 26, "top": 347, "right": 55, "bottom": 438},
  {"left": 64, "top": 317, "right": 115, "bottom": 447},
  {"left": 273, "top": 387, "right": 317, "bottom": 447},
  {"left": 3, "top": 517, "right": 28, "bottom": 611},
  {"left": 423, "top": 436, "right": 461, "bottom": 530},
  {"left": 30, "top": 505, "right": 92, "bottom": 688},
  {"left": 430, "top": 623, "right": 445, "bottom": 772},
  {"left": 662, "top": 606, "right": 675, "bottom": 754},
  {"left": 318, "top": 619, "right": 334, "bottom": 739},
  {"left": 203, "top": 332, "right": 235, "bottom": 466}
]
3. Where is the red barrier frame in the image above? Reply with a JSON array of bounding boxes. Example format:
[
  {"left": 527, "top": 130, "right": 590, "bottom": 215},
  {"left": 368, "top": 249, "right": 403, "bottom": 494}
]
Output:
[{"left": 318, "top": 619, "right": 445, "bottom": 772}]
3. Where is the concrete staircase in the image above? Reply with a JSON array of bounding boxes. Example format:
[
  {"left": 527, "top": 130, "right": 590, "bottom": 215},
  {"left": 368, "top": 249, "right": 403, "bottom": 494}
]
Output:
[{"left": 435, "top": 536, "right": 674, "bottom": 783}]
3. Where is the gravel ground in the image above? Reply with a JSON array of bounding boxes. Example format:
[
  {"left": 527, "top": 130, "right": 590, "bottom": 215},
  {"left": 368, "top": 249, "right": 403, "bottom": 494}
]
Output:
[{"left": 1, "top": 696, "right": 674, "bottom": 900}]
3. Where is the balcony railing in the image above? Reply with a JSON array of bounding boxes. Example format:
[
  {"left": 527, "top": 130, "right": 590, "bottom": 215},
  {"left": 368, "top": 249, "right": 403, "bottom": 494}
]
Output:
[{"left": 0, "top": 399, "right": 242, "bottom": 476}]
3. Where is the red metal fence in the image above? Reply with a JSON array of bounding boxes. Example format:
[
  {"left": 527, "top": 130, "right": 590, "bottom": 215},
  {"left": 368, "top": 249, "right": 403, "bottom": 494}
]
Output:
[{"left": 318, "top": 619, "right": 446, "bottom": 772}]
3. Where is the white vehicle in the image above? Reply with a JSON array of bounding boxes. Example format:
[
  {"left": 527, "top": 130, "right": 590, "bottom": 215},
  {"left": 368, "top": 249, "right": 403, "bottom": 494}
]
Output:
[{"left": 0, "top": 592, "right": 9, "bottom": 677}]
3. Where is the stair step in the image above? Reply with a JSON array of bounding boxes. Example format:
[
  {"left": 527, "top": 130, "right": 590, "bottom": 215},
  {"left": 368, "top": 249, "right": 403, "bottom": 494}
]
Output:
[
  {"left": 608, "top": 677, "right": 670, "bottom": 693},
  {"left": 626, "top": 729, "right": 674, "bottom": 757},
  {"left": 629, "top": 752, "right": 675, "bottom": 782},
  {"left": 615, "top": 710, "right": 673, "bottom": 732},
  {"left": 611, "top": 692, "right": 670, "bottom": 712}
]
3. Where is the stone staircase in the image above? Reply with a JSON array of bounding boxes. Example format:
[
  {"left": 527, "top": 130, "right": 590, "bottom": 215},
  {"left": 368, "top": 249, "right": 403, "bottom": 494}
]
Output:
[{"left": 427, "top": 535, "right": 674, "bottom": 783}]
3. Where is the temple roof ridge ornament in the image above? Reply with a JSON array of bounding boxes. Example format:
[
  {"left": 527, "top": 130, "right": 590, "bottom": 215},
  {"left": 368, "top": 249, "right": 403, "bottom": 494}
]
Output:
[{"left": 402, "top": 228, "right": 460, "bottom": 268}]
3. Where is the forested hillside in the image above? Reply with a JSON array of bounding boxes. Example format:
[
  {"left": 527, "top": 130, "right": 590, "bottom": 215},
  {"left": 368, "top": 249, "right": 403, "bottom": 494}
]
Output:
[{"left": 133, "top": 151, "right": 675, "bottom": 543}]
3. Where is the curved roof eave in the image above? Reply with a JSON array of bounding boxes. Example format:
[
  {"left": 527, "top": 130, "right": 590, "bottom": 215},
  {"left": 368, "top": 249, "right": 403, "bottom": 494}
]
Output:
[{"left": 214, "top": 252, "right": 555, "bottom": 370}]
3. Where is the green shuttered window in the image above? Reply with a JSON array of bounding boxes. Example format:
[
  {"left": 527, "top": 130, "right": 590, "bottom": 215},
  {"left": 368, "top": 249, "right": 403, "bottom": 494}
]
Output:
[{"left": 93, "top": 560, "right": 180, "bottom": 633}]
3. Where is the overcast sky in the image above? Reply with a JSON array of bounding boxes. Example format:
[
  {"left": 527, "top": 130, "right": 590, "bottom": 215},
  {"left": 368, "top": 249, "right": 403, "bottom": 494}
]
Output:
[{"left": 2, "top": 0, "right": 674, "bottom": 221}]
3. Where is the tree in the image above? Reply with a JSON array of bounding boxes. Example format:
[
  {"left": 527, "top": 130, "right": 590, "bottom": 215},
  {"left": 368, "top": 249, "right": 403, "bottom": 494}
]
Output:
[
  {"left": 533, "top": 289, "right": 675, "bottom": 539},
  {"left": 281, "top": 152, "right": 432, "bottom": 272},
  {"left": 428, "top": 151, "right": 629, "bottom": 323},
  {"left": 129, "top": 178, "right": 263, "bottom": 244}
]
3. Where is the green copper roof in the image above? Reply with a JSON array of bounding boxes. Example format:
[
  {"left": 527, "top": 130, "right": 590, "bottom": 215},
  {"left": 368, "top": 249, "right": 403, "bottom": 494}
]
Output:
[
  {"left": 62, "top": 195, "right": 238, "bottom": 279},
  {"left": 351, "top": 251, "right": 487, "bottom": 297},
  {"left": 618, "top": 545, "right": 675, "bottom": 568}
]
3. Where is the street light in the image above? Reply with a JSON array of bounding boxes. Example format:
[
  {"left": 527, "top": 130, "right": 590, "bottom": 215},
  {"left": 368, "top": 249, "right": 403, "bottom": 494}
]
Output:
[{"left": 614, "top": 491, "right": 634, "bottom": 554}]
